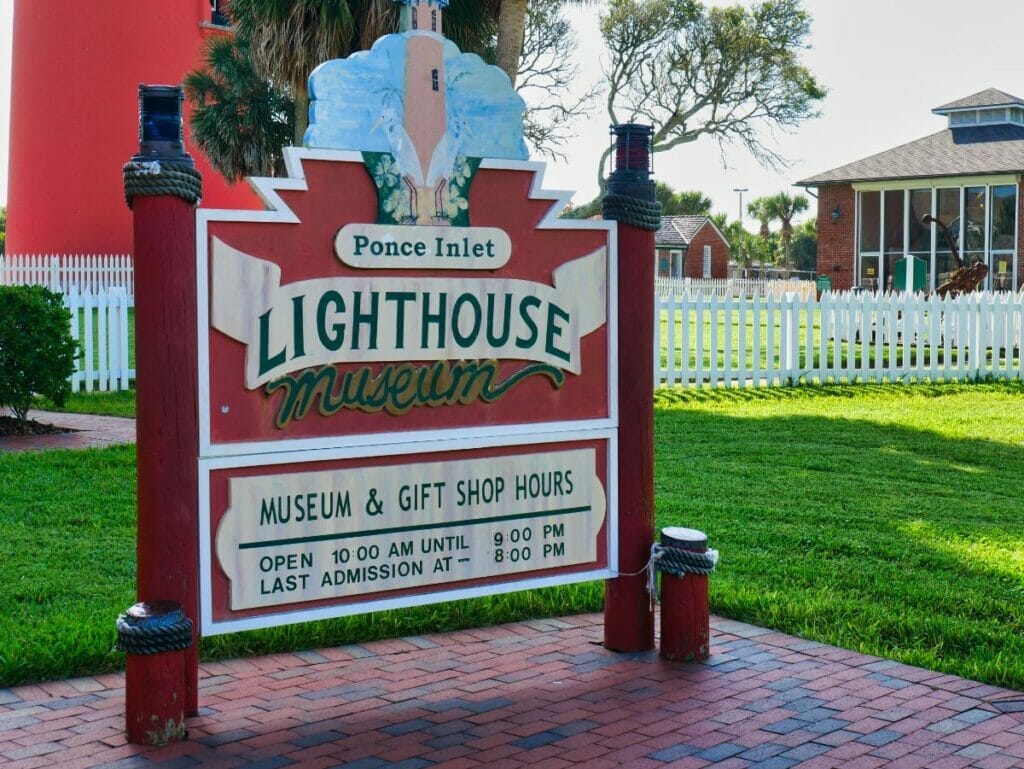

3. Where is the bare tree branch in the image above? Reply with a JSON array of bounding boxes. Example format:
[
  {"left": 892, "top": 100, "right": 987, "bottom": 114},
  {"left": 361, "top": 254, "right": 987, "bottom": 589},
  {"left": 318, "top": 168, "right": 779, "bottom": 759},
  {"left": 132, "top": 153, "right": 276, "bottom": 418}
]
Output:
[
  {"left": 517, "top": 0, "right": 602, "bottom": 161},
  {"left": 598, "top": 0, "right": 826, "bottom": 186}
]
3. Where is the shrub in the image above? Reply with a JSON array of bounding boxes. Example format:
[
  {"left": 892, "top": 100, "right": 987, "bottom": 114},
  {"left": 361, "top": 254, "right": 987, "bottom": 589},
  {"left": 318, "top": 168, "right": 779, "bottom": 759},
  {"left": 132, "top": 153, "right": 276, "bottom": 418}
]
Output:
[{"left": 0, "top": 285, "right": 78, "bottom": 424}]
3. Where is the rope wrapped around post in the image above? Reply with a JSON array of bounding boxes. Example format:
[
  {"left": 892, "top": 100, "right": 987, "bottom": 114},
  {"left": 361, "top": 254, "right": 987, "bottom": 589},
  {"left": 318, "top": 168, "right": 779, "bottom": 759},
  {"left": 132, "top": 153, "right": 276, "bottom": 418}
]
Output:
[
  {"left": 652, "top": 543, "right": 719, "bottom": 578},
  {"left": 116, "top": 604, "right": 194, "bottom": 656},
  {"left": 602, "top": 194, "right": 662, "bottom": 231},
  {"left": 123, "top": 161, "right": 202, "bottom": 209}
]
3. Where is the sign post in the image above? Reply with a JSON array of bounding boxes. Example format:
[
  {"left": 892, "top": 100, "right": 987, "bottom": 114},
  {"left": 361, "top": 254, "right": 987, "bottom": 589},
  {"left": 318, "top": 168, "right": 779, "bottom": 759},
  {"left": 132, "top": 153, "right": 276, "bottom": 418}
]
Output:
[
  {"left": 601, "top": 125, "right": 658, "bottom": 652},
  {"left": 121, "top": 85, "right": 202, "bottom": 743}
]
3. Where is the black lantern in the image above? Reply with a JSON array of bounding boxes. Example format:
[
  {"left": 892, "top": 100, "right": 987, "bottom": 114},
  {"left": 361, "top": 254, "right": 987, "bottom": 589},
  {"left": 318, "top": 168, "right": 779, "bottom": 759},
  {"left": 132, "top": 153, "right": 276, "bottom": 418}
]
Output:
[
  {"left": 133, "top": 84, "right": 193, "bottom": 166},
  {"left": 607, "top": 123, "right": 656, "bottom": 202}
]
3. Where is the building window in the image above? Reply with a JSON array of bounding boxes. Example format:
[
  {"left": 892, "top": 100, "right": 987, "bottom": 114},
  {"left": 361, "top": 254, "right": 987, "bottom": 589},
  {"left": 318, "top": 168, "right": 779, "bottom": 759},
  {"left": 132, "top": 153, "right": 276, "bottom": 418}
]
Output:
[
  {"left": 656, "top": 250, "right": 684, "bottom": 278},
  {"left": 908, "top": 188, "right": 932, "bottom": 288},
  {"left": 432, "top": 9, "right": 437, "bottom": 31},
  {"left": 857, "top": 184, "right": 1018, "bottom": 291},
  {"left": 431, "top": 69, "right": 439, "bottom": 91},
  {"left": 211, "top": 0, "right": 230, "bottom": 25},
  {"left": 412, "top": 7, "right": 418, "bottom": 28},
  {"left": 934, "top": 187, "right": 960, "bottom": 286},
  {"left": 991, "top": 184, "right": 1017, "bottom": 290},
  {"left": 882, "top": 190, "right": 904, "bottom": 288},
  {"left": 857, "top": 190, "right": 881, "bottom": 289},
  {"left": 963, "top": 186, "right": 986, "bottom": 267},
  {"left": 702, "top": 245, "right": 712, "bottom": 278}
]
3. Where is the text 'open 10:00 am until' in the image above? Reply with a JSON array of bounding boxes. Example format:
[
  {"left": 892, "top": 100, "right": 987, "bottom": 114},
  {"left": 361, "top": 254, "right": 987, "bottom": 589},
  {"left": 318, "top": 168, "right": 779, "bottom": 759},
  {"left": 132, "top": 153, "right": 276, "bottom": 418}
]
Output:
[{"left": 215, "top": 449, "right": 606, "bottom": 610}]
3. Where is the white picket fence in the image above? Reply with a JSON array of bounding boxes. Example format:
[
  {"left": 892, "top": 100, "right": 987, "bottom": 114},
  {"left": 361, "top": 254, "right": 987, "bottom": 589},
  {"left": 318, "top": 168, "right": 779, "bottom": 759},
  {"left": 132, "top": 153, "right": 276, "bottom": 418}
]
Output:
[
  {"left": 658, "top": 289, "right": 1024, "bottom": 387},
  {"left": 656, "top": 276, "right": 816, "bottom": 301},
  {"left": 1, "top": 254, "right": 134, "bottom": 300},
  {"left": 64, "top": 287, "right": 135, "bottom": 392}
]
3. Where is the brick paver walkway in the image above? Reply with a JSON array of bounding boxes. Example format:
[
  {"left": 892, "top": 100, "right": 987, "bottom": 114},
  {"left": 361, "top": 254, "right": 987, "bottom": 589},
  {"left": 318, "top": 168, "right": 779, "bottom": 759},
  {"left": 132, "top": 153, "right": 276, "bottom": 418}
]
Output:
[
  {"left": 2, "top": 614, "right": 1023, "bottom": 768},
  {"left": 0, "top": 409, "right": 135, "bottom": 452}
]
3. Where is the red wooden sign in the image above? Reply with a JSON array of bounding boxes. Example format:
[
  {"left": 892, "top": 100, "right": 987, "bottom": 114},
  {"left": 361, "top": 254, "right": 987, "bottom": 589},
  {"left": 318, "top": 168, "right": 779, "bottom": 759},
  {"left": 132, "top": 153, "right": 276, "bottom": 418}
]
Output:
[{"left": 197, "top": 151, "right": 617, "bottom": 634}]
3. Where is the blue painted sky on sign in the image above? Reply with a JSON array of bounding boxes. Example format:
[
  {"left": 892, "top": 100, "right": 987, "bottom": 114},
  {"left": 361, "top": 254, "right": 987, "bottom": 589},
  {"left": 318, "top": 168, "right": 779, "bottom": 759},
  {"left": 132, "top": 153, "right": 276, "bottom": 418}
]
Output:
[{"left": 305, "top": 32, "right": 528, "bottom": 169}]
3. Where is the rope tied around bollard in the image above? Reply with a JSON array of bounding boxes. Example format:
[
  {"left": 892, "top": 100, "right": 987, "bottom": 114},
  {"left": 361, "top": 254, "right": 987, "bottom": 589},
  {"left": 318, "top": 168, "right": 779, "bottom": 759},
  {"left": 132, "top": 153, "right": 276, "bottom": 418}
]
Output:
[
  {"left": 652, "top": 543, "right": 719, "bottom": 577},
  {"left": 116, "top": 602, "right": 194, "bottom": 656},
  {"left": 123, "top": 161, "right": 202, "bottom": 209},
  {"left": 642, "top": 543, "right": 719, "bottom": 606}
]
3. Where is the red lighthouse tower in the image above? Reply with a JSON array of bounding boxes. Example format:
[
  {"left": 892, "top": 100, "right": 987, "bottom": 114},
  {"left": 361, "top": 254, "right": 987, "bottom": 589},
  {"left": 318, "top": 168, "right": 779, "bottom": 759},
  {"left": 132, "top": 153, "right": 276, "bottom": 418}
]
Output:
[{"left": 6, "top": 0, "right": 258, "bottom": 255}]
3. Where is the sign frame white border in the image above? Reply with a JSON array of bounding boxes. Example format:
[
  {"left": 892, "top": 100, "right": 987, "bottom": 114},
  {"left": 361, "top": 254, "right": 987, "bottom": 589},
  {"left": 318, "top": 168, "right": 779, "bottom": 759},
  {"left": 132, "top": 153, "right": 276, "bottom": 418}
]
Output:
[
  {"left": 199, "top": 429, "right": 617, "bottom": 635},
  {"left": 195, "top": 148, "right": 620, "bottom": 636}
]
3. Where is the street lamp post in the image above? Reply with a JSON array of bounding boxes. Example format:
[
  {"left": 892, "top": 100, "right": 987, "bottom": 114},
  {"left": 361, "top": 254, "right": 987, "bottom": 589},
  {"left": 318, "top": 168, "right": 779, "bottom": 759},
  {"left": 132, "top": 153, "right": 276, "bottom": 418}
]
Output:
[{"left": 733, "top": 187, "right": 748, "bottom": 223}]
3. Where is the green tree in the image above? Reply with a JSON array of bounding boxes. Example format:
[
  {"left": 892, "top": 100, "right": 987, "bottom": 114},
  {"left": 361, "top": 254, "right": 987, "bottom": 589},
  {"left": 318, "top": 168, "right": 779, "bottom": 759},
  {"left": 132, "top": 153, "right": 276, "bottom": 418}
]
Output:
[
  {"left": 185, "top": 35, "right": 295, "bottom": 182},
  {"left": 746, "top": 197, "right": 773, "bottom": 240},
  {"left": 496, "top": 0, "right": 597, "bottom": 87},
  {"left": 656, "top": 183, "right": 712, "bottom": 216},
  {"left": 0, "top": 208, "right": 6, "bottom": 255},
  {"left": 598, "top": 0, "right": 825, "bottom": 187},
  {"left": 711, "top": 212, "right": 772, "bottom": 269},
  {"left": 763, "top": 191, "right": 809, "bottom": 273},
  {"left": 560, "top": 197, "right": 602, "bottom": 220},
  {"left": 228, "top": 0, "right": 503, "bottom": 144},
  {"left": 790, "top": 216, "right": 817, "bottom": 273}
]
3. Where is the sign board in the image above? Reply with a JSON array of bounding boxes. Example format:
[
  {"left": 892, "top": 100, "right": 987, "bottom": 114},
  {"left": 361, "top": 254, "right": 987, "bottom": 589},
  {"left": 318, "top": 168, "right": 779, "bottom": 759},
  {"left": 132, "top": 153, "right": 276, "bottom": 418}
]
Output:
[
  {"left": 197, "top": 6, "right": 616, "bottom": 634},
  {"left": 892, "top": 255, "right": 926, "bottom": 292}
]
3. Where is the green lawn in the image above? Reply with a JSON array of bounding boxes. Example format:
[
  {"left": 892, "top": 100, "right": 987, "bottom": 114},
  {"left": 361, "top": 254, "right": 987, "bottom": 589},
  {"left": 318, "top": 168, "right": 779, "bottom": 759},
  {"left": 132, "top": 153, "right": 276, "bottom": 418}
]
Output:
[
  {"left": 3, "top": 382, "right": 1024, "bottom": 689},
  {"left": 39, "top": 390, "right": 136, "bottom": 418},
  {"left": 655, "top": 381, "right": 1024, "bottom": 688}
]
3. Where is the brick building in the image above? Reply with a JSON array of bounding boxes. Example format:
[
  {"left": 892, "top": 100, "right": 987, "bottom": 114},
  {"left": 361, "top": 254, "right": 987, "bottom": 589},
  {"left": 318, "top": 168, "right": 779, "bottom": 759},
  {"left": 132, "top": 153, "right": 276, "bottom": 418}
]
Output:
[
  {"left": 655, "top": 215, "right": 731, "bottom": 280},
  {"left": 798, "top": 88, "right": 1023, "bottom": 292}
]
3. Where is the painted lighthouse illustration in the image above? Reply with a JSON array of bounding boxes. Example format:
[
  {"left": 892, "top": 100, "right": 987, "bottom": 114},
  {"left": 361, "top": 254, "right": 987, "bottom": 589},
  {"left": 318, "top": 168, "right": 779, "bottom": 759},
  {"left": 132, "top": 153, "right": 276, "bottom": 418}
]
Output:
[
  {"left": 304, "top": 0, "right": 530, "bottom": 227},
  {"left": 397, "top": 0, "right": 452, "bottom": 224}
]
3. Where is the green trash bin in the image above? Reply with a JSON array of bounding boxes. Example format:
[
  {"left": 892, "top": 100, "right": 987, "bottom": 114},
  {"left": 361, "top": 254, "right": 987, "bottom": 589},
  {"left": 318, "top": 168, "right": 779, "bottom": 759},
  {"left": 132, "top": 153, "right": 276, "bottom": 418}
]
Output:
[{"left": 815, "top": 275, "right": 832, "bottom": 297}]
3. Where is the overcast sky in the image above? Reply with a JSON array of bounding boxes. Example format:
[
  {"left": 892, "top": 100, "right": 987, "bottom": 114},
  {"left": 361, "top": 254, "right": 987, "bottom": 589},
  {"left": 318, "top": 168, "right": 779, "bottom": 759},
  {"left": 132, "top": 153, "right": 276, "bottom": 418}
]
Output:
[{"left": 2, "top": 0, "right": 1022, "bottom": 229}]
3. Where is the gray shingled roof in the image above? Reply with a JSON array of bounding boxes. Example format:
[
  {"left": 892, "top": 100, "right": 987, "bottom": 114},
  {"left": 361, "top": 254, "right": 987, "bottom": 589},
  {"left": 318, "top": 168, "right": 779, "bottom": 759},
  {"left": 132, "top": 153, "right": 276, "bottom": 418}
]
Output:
[
  {"left": 797, "top": 124, "right": 1024, "bottom": 185},
  {"left": 655, "top": 215, "right": 708, "bottom": 248},
  {"left": 933, "top": 88, "right": 1024, "bottom": 112}
]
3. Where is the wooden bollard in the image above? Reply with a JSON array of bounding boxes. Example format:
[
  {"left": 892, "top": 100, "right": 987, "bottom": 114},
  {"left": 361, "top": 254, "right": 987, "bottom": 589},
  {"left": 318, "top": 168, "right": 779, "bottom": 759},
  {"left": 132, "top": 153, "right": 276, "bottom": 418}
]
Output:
[
  {"left": 659, "top": 527, "right": 711, "bottom": 662},
  {"left": 120, "top": 602, "right": 191, "bottom": 745}
]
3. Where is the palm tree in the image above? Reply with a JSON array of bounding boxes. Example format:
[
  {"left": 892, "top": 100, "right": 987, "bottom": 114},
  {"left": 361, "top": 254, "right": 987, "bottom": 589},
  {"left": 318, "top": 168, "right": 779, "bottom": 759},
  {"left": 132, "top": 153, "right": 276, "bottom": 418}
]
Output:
[
  {"left": 655, "top": 184, "right": 712, "bottom": 216},
  {"left": 747, "top": 198, "right": 773, "bottom": 241},
  {"left": 764, "top": 192, "right": 809, "bottom": 274},
  {"left": 229, "top": 0, "right": 504, "bottom": 144},
  {"left": 185, "top": 35, "right": 295, "bottom": 182},
  {"left": 496, "top": 0, "right": 595, "bottom": 86}
]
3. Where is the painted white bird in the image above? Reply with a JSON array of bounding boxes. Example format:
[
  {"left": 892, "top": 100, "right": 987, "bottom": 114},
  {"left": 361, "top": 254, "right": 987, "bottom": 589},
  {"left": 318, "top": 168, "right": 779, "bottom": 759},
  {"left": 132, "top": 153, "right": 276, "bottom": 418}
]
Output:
[{"left": 371, "top": 89, "right": 425, "bottom": 186}]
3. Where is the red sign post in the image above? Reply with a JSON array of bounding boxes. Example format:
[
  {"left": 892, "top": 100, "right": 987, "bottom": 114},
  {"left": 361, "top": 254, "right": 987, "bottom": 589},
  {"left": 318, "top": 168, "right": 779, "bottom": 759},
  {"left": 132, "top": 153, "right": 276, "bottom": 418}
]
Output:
[
  {"left": 121, "top": 86, "right": 203, "bottom": 743},
  {"left": 602, "top": 125, "right": 658, "bottom": 653}
]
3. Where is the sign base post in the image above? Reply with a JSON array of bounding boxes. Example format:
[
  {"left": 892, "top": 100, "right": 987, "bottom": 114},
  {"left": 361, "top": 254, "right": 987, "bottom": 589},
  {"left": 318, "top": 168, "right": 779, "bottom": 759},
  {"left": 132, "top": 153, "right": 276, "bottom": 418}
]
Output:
[{"left": 602, "top": 124, "right": 658, "bottom": 653}]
